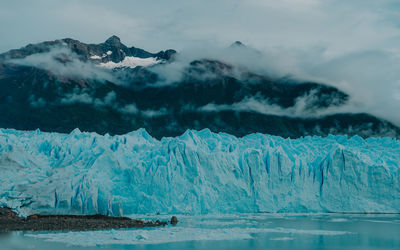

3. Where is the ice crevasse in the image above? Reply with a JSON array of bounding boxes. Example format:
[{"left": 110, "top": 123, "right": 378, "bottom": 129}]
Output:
[{"left": 0, "top": 128, "right": 399, "bottom": 216}]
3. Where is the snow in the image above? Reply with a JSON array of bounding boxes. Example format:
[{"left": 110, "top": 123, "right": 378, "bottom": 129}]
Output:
[
  {"left": 90, "top": 51, "right": 112, "bottom": 60},
  {"left": 89, "top": 55, "right": 102, "bottom": 60},
  {"left": 99, "top": 56, "right": 160, "bottom": 69},
  {"left": 0, "top": 128, "right": 399, "bottom": 217}
]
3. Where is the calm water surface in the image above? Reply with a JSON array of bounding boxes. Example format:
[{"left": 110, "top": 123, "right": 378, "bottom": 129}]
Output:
[{"left": 1, "top": 213, "right": 399, "bottom": 250}]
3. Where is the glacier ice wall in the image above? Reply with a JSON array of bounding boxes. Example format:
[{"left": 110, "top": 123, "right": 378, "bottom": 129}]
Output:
[{"left": 0, "top": 128, "right": 399, "bottom": 216}]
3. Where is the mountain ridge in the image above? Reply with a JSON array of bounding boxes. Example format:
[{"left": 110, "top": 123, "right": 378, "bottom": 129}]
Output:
[
  {"left": 0, "top": 36, "right": 399, "bottom": 139},
  {"left": 0, "top": 35, "right": 176, "bottom": 64}
]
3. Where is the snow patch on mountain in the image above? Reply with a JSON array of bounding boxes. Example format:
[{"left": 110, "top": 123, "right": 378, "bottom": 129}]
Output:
[
  {"left": 89, "top": 55, "right": 102, "bottom": 60},
  {"left": 99, "top": 56, "right": 160, "bottom": 69}
]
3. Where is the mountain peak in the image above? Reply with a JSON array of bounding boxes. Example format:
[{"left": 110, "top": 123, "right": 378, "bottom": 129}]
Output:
[
  {"left": 105, "top": 35, "right": 122, "bottom": 46},
  {"left": 230, "top": 41, "right": 245, "bottom": 48}
]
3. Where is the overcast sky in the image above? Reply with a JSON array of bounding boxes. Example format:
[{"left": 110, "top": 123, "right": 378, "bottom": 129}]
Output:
[
  {"left": 1, "top": 0, "right": 400, "bottom": 125},
  {"left": 0, "top": 0, "right": 399, "bottom": 53}
]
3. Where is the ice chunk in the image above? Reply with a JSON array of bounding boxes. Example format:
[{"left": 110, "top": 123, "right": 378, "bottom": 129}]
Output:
[
  {"left": 25, "top": 226, "right": 352, "bottom": 246},
  {"left": 0, "top": 128, "right": 399, "bottom": 216}
]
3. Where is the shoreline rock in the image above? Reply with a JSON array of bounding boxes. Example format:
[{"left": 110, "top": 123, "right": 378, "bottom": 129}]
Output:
[
  {"left": 0, "top": 207, "right": 168, "bottom": 232},
  {"left": 170, "top": 216, "right": 178, "bottom": 225}
]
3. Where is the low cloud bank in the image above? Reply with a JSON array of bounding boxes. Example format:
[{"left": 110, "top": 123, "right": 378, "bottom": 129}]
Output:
[
  {"left": 58, "top": 89, "right": 168, "bottom": 118},
  {"left": 9, "top": 46, "right": 116, "bottom": 83},
  {"left": 150, "top": 45, "right": 400, "bottom": 126},
  {"left": 197, "top": 93, "right": 360, "bottom": 119}
]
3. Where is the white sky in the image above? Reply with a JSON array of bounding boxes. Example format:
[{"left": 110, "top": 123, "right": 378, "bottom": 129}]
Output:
[{"left": 0, "top": 0, "right": 398, "bottom": 54}]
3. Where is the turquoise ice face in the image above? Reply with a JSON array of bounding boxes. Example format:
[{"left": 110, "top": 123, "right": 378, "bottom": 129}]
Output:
[{"left": 0, "top": 128, "right": 399, "bottom": 216}]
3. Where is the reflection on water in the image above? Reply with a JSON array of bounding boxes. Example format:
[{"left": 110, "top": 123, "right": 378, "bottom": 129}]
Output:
[{"left": 1, "top": 214, "right": 400, "bottom": 250}]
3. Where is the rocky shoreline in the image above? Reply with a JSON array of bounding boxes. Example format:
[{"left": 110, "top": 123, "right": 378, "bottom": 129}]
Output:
[{"left": 0, "top": 208, "right": 173, "bottom": 232}]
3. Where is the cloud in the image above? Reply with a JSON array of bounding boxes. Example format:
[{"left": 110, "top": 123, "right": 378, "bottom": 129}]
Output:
[
  {"left": 141, "top": 108, "right": 168, "bottom": 118},
  {"left": 58, "top": 89, "right": 168, "bottom": 117},
  {"left": 2, "top": 0, "right": 399, "bottom": 54},
  {"left": 294, "top": 50, "right": 400, "bottom": 125},
  {"left": 196, "top": 91, "right": 361, "bottom": 119},
  {"left": 119, "top": 104, "right": 139, "bottom": 115},
  {"left": 60, "top": 90, "right": 127, "bottom": 111},
  {"left": 60, "top": 92, "right": 93, "bottom": 105},
  {"left": 9, "top": 46, "right": 116, "bottom": 82}
]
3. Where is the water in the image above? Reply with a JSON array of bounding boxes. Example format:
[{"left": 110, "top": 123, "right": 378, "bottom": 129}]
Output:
[{"left": 1, "top": 214, "right": 400, "bottom": 250}]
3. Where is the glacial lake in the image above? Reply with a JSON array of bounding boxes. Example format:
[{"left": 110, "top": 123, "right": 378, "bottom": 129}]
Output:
[{"left": 1, "top": 213, "right": 400, "bottom": 250}]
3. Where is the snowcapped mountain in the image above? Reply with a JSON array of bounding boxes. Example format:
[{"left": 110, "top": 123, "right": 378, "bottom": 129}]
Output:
[
  {"left": 0, "top": 36, "right": 399, "bottom": 139},
  {"left": 0, "top": 35, "right": 175, "bottom": 65}
]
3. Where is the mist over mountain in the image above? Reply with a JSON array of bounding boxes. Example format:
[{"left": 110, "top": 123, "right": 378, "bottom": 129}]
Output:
[{"left": 0, "top": 36, "right": 399, "bottom": 139}]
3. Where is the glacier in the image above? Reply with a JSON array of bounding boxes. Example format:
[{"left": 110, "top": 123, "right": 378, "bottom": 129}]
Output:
[{"left": 0, "top": 128, "right": 399, "bottom": 217}]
